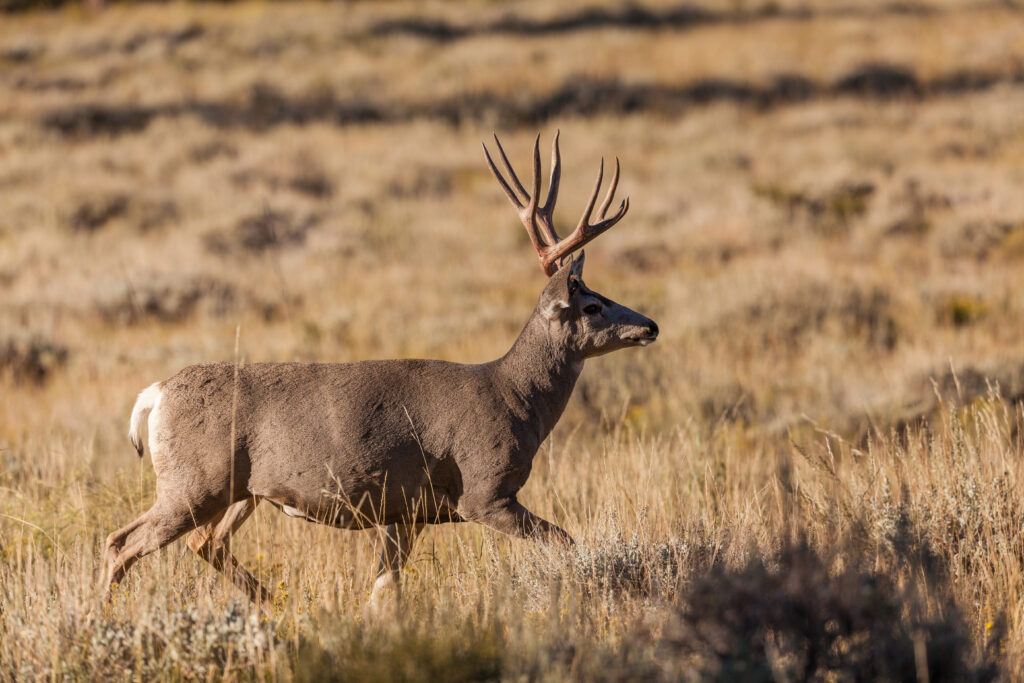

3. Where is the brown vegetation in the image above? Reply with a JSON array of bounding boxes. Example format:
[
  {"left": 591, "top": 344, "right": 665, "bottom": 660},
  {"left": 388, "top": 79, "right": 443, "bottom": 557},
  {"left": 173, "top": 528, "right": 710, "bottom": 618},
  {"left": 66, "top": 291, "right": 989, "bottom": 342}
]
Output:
[{"left": 2, "top": 0, "right": 1024, "bottom": 679}]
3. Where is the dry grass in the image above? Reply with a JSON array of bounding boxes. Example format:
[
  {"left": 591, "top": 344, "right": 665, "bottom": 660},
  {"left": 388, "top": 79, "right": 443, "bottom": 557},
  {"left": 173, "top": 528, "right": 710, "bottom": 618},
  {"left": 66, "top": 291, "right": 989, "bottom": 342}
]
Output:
[{"left": 3, "top": 0, "right": 1024, "bottom": 679}]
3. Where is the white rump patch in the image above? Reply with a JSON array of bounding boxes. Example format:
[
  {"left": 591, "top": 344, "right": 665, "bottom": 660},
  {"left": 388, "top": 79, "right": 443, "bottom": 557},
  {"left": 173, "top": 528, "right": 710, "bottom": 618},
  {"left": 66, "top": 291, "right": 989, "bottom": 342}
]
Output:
[{"left": 128, "top": 382, "right": 162, "bottom": 456}]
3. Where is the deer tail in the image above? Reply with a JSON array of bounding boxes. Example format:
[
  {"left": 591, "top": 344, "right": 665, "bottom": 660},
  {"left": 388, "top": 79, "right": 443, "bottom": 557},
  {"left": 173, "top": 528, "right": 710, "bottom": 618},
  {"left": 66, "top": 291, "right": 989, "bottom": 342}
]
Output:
[{"left": 128, "top": 383, "right": 161, "bottom": 457}]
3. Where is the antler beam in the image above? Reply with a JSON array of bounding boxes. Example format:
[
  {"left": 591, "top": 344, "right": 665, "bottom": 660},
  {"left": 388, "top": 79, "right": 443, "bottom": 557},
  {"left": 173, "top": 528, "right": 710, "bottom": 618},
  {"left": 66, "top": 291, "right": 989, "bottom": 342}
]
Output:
[{"left": 483, "top": 132, "right": 629, "bottom": 276}]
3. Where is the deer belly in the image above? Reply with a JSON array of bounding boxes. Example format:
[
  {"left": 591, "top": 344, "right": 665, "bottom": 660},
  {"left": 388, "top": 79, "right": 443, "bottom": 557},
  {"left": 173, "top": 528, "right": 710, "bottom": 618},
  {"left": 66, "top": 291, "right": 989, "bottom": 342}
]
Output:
[{"left": 263, "top": 466, "right": 457, "bottom": 528}]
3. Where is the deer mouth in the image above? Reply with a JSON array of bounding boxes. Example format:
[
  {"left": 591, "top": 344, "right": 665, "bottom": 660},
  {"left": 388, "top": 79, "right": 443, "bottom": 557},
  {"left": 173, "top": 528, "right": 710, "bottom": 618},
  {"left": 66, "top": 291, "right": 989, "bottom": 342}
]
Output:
[{"left": 624, "top": 329, "right": 658, "bottom": 346}]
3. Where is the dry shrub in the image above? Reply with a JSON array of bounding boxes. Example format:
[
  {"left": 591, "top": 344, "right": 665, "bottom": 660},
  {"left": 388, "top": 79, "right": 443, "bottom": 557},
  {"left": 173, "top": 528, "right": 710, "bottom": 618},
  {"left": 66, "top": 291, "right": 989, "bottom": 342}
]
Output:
[
  {"left": 95, "top": 276, "right": 239, "bottom": 324},
  {"left": 512, "top": 515, "right": 719, "bottom": 606},
  {"left": 41, "top": 104, "right": 156, "bottom": 138},
  {"left": 939, "top": 221, "right": 1024, "bottom": 261},
  {"left": 0, "top": 334, "right": 68, "bottom": 385},
  {"left": 289, "top": 167, "right": 334, "bottom": 199},
  {"left": 385, "top": 166, "right": 453, "bottom": 200},
  {"left": 709, "top": 278, "right": 901, "bottom": 355},
  {"left": 230, "top": 162, "right": 334, "bottom": 200},
  {"left": 189, "top": 140, "right": 238, "bottom": 164},
  {"left": 937, "top": 294, "right": 989, "bottom": 328},
  {"left": 1, "top": 601, "right": 277, "bottom": 680},
  {"left": 657, "top": 541, "right": 996, "bottom": 682},
  {"left": 754, "top": 181, "right": 875, "bottom": 237},
  {"left": 67, "top": 194, "right": 178, "bottom": 234},
  {"left": 204, "top": 209, "right": 316, "bottom": 254},
  {"left": 35, "top": 60, "right": 1018, "bottom": 140},
  {"left": 834, "top": 63, "right": 920, "bottom": 97},
  {"left": 699, "top": 382, "right": 757, "bottom": 426},
  {"left": 68, "top": 194, "right": 128, "bottom": 233},
  {"left": 89, "top": 602, "right": 275, "bottom": 680}
]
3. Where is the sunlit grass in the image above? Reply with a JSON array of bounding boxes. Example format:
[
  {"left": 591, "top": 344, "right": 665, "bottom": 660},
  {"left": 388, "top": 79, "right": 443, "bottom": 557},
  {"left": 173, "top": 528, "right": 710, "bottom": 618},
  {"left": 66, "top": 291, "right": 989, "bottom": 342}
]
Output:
[{"left": 3, "top": 0, "right": 1024, "bottom": 679}]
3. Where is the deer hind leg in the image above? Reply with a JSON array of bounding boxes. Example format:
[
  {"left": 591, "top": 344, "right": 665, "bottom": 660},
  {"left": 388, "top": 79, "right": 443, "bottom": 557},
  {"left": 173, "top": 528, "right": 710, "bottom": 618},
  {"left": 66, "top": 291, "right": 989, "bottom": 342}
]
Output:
[
  {"left": 367, "top": 522, "right": 423, "bottom": 612},
  {"left": 465, "top": 497, "right": 574, "bottom": 546},
  {"left": 186, "top": 498, "right": 271, "bottom": 605},
  {"left": 104, "top": 498, "right": 215, "bottom": 594}
]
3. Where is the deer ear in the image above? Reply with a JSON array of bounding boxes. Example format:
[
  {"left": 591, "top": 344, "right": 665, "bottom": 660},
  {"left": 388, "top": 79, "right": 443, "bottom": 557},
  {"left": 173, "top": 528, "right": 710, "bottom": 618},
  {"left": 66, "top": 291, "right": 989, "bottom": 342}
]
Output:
[
  {"left": 542, "top": 297, "right": 569, "bottom": 320},
  {"left": 569, "top": 250, "right": 585, "bottom": 277},
  {"left": 540, "top": 263, "right": 573, "bottom": 320}
]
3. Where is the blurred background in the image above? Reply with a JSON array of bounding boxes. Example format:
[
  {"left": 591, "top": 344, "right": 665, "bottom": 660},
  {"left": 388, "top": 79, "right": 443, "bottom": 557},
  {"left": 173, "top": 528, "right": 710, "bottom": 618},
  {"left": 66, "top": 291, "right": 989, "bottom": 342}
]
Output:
[{"left": 2, "top": 1, "right": 1024, "bottom": 678}]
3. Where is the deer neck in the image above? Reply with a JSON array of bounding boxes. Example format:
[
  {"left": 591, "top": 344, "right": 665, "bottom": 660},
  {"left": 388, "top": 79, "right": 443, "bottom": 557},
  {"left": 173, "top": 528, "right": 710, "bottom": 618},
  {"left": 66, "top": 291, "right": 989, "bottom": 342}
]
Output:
[{"left": 493, "top": 311, "right": 583, "bottom": 439}]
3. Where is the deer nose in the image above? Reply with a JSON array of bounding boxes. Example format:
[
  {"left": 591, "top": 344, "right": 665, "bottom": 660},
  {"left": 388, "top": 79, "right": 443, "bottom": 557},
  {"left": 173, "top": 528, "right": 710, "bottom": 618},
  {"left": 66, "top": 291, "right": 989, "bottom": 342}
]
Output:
[{"left": 646, "top": 321, "right": 659, "bottom": 337}]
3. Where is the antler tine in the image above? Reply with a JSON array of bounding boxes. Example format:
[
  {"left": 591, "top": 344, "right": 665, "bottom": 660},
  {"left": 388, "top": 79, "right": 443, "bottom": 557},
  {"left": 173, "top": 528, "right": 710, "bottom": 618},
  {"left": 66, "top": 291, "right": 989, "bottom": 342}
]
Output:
[
  {"left": 575, "top": 158, "right": 605, "bottom": 233},
  {"left": 529, "top": 134, "right": 542, "bottom": 213},
  {"left": 544, "top": 154, "right": 629, "bottom": 266},
  {"left": 596, "top": 157, "right": 620, "bottom": 220},
  {"left": 482, "top": 142, "right": 524, "bottom": 210},
  {"left": 493, "top": 134, "right": 530, "bottom": 204},
  {"left": 597, "top": 195, "right": 629, "bottom": 230},
  {"left": 535, "top": 131, "right": 561, "bottom": 246},
  {"left": 484, "top": 133, "right": 551, "bottom": 259},
  {"left": 547, "top": 196, "right": 629, "bottom": 267}
]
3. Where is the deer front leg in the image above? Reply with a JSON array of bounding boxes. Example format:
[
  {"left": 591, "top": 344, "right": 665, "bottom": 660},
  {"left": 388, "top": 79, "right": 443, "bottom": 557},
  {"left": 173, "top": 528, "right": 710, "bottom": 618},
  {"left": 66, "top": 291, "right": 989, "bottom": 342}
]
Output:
[
  {"left": 367, "top": 522, "right": 423, "bottom": 613},
  {"left": 463, "top": 497, "right": 574, "bottom": 546}
]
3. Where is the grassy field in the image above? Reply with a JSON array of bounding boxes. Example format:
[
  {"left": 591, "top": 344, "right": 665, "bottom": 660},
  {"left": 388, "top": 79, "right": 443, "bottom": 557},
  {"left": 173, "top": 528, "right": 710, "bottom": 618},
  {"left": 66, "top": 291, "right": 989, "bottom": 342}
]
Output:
[{"left": 2, "top": 0, "right": 1024, "bottom": 679}]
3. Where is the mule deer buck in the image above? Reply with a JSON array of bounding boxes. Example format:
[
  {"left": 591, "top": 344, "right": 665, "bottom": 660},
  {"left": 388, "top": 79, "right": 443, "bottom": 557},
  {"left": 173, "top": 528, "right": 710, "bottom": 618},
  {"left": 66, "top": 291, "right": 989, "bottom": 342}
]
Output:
[{"left": 102, "top": 132, "right": 658, "bottom": 607}]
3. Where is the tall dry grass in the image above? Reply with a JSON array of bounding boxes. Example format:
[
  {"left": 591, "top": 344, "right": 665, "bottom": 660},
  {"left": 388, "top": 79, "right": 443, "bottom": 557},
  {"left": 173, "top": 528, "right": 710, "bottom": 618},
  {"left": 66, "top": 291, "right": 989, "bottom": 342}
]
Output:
[
  {"left": 3, "top": 397, "right": 1022, "bottom": 678},
  {"left": 3, "top": 0, "right": 1024, "bottom": 679}
]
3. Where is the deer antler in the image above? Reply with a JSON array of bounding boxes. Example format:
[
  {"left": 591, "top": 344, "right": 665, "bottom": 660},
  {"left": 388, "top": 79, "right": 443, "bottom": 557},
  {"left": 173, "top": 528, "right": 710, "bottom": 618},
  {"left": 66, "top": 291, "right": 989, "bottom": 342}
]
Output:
[{"left": 483, "top": 131, "right": 629, "bottom": 276}]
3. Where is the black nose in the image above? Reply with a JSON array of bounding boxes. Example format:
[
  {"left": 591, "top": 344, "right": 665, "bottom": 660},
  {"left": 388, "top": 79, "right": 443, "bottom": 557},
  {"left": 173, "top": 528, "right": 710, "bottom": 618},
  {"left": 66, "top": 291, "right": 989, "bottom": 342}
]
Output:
[{"left": 647, "top": 321, "right": 659, "bottom": 336}]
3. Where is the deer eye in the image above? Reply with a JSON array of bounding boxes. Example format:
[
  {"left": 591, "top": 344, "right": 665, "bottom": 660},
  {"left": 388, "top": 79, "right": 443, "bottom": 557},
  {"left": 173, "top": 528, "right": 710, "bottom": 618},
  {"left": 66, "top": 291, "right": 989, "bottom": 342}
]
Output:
[{"left": 583, "top": 303, "right": 602, "bottom": 315}]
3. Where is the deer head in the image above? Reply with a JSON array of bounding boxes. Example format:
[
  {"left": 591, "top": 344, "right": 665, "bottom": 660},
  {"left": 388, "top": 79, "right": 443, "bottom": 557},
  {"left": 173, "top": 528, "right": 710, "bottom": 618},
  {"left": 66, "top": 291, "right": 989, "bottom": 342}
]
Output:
[{"left": 484, "top": 132, "right": 658, "bottom": 358}]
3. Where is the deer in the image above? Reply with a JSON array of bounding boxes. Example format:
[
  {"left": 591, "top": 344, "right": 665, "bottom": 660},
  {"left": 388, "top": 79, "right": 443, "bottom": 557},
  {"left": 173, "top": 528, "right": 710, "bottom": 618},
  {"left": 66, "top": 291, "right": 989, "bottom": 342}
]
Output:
[{"left": 101, "top": 132, "right": 658, "bottom": 609}]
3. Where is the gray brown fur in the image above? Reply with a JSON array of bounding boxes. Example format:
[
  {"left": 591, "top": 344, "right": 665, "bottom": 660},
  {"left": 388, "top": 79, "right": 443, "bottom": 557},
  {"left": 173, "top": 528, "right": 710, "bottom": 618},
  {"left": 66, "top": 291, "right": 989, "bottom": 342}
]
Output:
[{"left": 102, "top": 136, "right": 658, "bottom": 606}]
